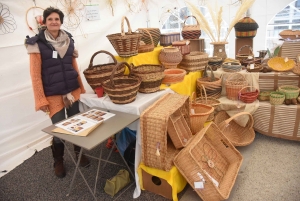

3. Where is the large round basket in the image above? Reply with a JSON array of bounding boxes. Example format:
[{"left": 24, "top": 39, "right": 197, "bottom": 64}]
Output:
[
  {"left": 267, "top": 57, "right": 296, "bottom": 72},
  {"left": 102, "top": 62, "right": 142, "bottom": 104},
  {"left": 225, "top": 73, "right": 248, "bottom": 100},
  {"left": 131, "top": 64, "right": 165, "bottom": 93},
  {"left": 106, "top": 16, "right": 142, "bottom": 57},
  {"left": 179, "top": 51, "right": 208, "bottom": 72},
  {"left": 162, "top": 69, "right": 186, "bottom": 84},
  {"left": 83, "top": 50, "right": 125, "bottom": 90},
  {"left": 197, "top": 66, "right": 222, "bottom": 99},
  {"left": 278, "top": 85, "right": 300, "bottom": 99},
  {"left": 214, "top": 111, "right": 255, "bottom": 146},
  {"left": 269, "top": 91, "right": 285, "bottom": 105}
]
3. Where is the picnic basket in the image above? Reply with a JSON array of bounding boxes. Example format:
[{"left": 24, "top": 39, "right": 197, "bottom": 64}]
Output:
[
  {"left": 214, "top": 111, "right": 255, "bottom": 146},
  {"left": 179, "top": 51, "right": 208, "bottom": 72},
  {"left": 181, "top": 15, "right": 201, "bottom": 39},
  {"left": 131, "top": 64, "right": 165, "bottom": 93},
  {"left": 101, "top": 62, "right": 142, "bottom": 104},
  {"left": 174, "top": 122, "right": 243, "bottom": 201},
  {"left": 162, "top": 69, "right": 186, "bottom": 84},
  {"left": 225, "top": 73, "right": 248, "bottom": 100},
  {"left": 269, "top": 91, "right": 285, "bottom": 105},
  {"left": 138, "top": 29, "right": 154, "bottom": 53},
  {"left": 83, "top": 50, "right": 125, "bottom": 90},
  {"left": 106, "top": 16, "right": 142, "bottom": 57},
  {"left": 238, "top": 86, "right": 259, "bottom": 103},
  {"left": 236, "top": 45, "right": 254, "bottom": 63},
  {"left": 278, "top": 85, "right": 300, "bottom": 99}
]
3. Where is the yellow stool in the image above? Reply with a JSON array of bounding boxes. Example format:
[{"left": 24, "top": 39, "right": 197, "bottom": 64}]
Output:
[{"left": 138, "top": 163, "right": 187, "bottom": 201}]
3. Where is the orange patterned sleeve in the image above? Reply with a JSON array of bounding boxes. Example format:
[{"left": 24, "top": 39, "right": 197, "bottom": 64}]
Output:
[
  {"left": 72, "top": 57, "right": 86, "bottom": 94},
  {"left": 29, "top": 53, "right": 49, "bottom": 111}
]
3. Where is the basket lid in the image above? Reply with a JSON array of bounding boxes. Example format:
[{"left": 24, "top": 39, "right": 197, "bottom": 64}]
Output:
[{"left": 234, "top": 17, "right": 259, "bottom": 31}]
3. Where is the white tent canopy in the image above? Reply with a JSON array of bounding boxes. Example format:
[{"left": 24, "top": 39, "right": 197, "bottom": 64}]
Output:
[{"left": 0, "top": 0, "right": 294, "bottom": 177}]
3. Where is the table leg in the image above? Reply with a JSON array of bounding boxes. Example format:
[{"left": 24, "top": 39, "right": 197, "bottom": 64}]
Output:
[{"left": 93, "top": 144, "right": 103, "bottom": 195}]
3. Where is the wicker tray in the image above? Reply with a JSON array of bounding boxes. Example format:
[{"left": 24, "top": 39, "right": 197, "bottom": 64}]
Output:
[
  {"left": 267, "top": 57, "right": 296, "bottom": 72},
  {"left": 214, "top": 111, "right": 255, "bottom": 146},
  {"left": 174, "top": 122, "right": 243, "bottom": 201},
  {"left": 162, "top": 69, "right": 186, "bottom": 84}
]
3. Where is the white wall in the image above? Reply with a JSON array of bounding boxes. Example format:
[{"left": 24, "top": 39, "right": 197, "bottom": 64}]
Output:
[{"left": 0, "top": 0, "right": 294, "bottom": 177}]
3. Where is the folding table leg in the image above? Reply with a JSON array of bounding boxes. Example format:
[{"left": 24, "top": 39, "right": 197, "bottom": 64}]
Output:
[{"left": 93, "top": 144, "right": 103, "bottom": 195}]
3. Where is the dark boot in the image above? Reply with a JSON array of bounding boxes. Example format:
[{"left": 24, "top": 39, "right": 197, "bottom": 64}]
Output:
[
  {"left": 51, "top": 143, "right": 66, "bottom": 178},
  {"left": 74, "top": 145, "right": 90, "bottom": 168}
]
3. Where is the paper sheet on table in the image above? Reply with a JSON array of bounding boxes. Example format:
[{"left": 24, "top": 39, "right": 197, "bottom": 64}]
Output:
[{"left": 52, "top": 121, "right": 102, "bottom": 137}]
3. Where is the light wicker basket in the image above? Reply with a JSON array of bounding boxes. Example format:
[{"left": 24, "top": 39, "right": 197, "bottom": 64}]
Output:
[
  {"left": 174, "top": 122, "right": 243, "bottom": 201},
  {"left": 179, "top": 51, "right": 208, "bottom": 72},
  {"left": 214, "top": 111, "right": 255, "bottom": 146},
  {"left": 258, "top": 91, "right": 272, "bottom": 101},
  {"left": 292, "top": 62, "right": 300, "bottom": 75},
  {"left": 162, "top": 69, "right": 186, "bottom": 84},
  {"left": 225, "top": 73, "right": 248, "bottom": 100},
  {"left": 269, "top": 91, "right": 285, "bottom": 105},
  {"left": 278, "top": 85, "right": 300, "bottom": 99}
]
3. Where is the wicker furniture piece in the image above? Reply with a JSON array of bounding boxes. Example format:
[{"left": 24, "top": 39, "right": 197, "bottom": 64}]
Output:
[
  {"left": 181, "top": 15, "right": 201, "bottom": 39},
  {"left": 225, "top": 73, "right": 248, "bottom": 100},
  {"left": 174, "top": 122, "right": 243, "bottom": 201},
  {"left": 179, "top": 51, "right": 208, "bottom": 72},
  {"left": 106, "top": 16, "right": 142, "bottom": 57},
  {"left": 214, "top": 111, "right": 255, "bottom": 146},
  {"left": 83, "top": 50, "right": 125, "bottom": 90}
]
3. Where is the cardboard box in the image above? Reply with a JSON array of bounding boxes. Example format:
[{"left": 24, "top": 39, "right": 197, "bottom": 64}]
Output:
[
  {"left": 235, "top": 38, "right": 253, "bottom": 56},
  {"left": 189, "top": 38, "right": 205, "bottom": 52}
]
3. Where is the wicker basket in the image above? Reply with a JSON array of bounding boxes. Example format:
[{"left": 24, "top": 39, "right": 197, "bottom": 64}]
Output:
[
  {"left": 214, "top": 111, "right": 255, "bottom": 146},
  {"left": 159, "top": 47, "right": 183, "bottom": 69},
  {"left": 238, "top": 86, "right": 259, "bottom": 103},
  {"left": 269, "top": 91, "right": 285, "bottom": 105},
  {"left": 101, "top": 62, "right": 142, "bottom": 104},
  {"left": 267, "top": 57, "right": 296, "bottom": 72},
  {"left": 258, "top": 91, "right": 272, "bottom": 101},
  {"left": 172, "top": 40, "right": 190, "bottom": 55},
  {"left": 162, "top": 69, "right": 186, "bottom": 84},
  {"left": 292, "top": 62, "right": 300, "bottom": 75},
  {"left": 278, "top": 85, "right": 300, "bottom": 99},
  {"left": 179, "top": 51, "right": 208, "bottom": 72},
  {"left": 279, "top": 29, "right": 300, "bottom": 40},
  {"left": 138, "top": 28, "right": 160, "bottom": 47},
  {"left": 138, "top": 29, "right": 154, "bottom": 53},
  {"left": 208, "top": 57, "right": 222, "bottom": 71},
  {"left": 190, "top": 98, "right": 214, "bottom": 135},
  {"left": 174, "top": 122, "right": 243, "bottom": 201},
  {"left": 160, "top": 32, "right": 180, "bottom": 47},
  {"left": 246, "top": 63, "right": 263, "bottom": 72},
  {"left": 222, "top": 62, "right": 242, "bottom": 72},
  {"left": 131, "top": 64, "right": 164, "bottom": 93},
  {"left": 168, "top": 108, "right": 193, "bottom": 149},
  {"left": 83, "top": 50, "right": 125, "bottom": 90},
  {"left": 106, "top": 16, "right": 142, "bottom": 57},
  {"left": 225, "top": 73, "right": 248, "bottom": 100},
  {"left": 236, "top": 45, "right": 254, "bottom": 63},
  {"left": 234, "top": 17, "right": 259, "bottom": 38},
  {"left": 181, "top": 16, "right": 201, "bottom": 39}
]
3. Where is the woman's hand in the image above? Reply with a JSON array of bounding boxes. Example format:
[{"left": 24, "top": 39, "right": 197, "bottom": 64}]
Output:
[{"left": 40, "top": 105, "right": 50, "bottom": 115}]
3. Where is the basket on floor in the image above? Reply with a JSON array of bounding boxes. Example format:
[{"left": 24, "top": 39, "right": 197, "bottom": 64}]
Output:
[
  {"left": 236, "top": 45, "right": 254, "bottom": 63},
  {"left": 168, "top": 108, "right": 193, "bottom": 149},
  {"left": 214, "top": 111, "right": 255, "bottom": 146},
  {"left": 269, "top": 91, "right": 285, "bottom": 105},
  {"left": 196, "top": 65, "right": 222, "bottom": 99},
  {"left": 102, "top": 62, "right": 142, "bottom": 104},
  {"left": 190, "top": 98, "right": 214, "bottom": 135},
  {"left": 131, "top": 64, "right": 164, "bottom": 93},
  {"left": 174, "top": 122, "right": 243, "bottom": 201},
  {"left": 278, "top": 85, "right": 300, "bottom": 99},
  {"left": 238, "top": 86, "right": 259, "bottom": 103},
  {"left": 106, "top": 16, "right": 142, "bottom": 57},
  {"left": 162, "top": 69, "right": 186, "bottom": 84},
  {"left": 179, "top": 51, "right": 208, "bottom": 72},
  {"left": 225, "top": 73, "right": 248, "bottom": 100},
  {"left": 138, "top": 29, "right": 154, "bottom": 53},
  {"left": 83, "top": 50, "right": 125, "bottom": 90}
]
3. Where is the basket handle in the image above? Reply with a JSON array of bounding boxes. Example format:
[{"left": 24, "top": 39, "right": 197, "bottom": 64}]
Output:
[
  {"left": 109, "top": 61, "right": 131, "bottom": 88},
  {"left": 224, "top": 112, "right": 254, "bottom": 129},
  {"left": 199, "top": 85, "right": 208, "bottom": 104},
  {"left": 141, "top": 29, "right": 154, "bottom": 46},
  {"left": 183, "top": 15, "right": 199, "bottom": 26},
  {"left": 191, "top": 92, "right": 197, "bottom": 103},
  {"left": 88, "top": 50, "right": 117, "bottom": 69},
  {"left": 121, "top": 16, "right": 132, "bottom": 36},
  {"left": 237, "top": 45, "right": 254, "bottom": 56}
]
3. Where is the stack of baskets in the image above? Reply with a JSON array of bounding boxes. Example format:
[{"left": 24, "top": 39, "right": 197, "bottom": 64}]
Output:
[
  {"left": 83, "top": 50, "right": 125, "bottom": 90},
  {"left": 179, "top": 51, "right": 208, "bottom": 72},
  {"left": 197, "top": 66, "right": 222, "bottom": 99},
  {"left": 238, "top": 86, "right": 259, "bottom": 103},
  {"left": 106, "top": 16, "right": 142, "bottom": 57},
  {"left": 101, "top": 62, "right": 142, "bottom": 104},
  {"left": 131, "top": 64, "right": 165, "bottom": 93},
  {"left": 225, "top": 73, "right": 248, "bottom": 100}
]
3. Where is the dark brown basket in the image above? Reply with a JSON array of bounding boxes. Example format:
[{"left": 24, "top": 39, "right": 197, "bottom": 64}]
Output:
[
  {"left": 102, "top": 62, "right": 142, "bottom": 104},
  {"left": 138, "top": 28, "right": 160, "bottom": 47},
  {"left": 83, "top": 50, "right": 125, "bottom": 90},
  {"left": 138, "top": 29, "right": 154, "bottom": 53},
  {"left": 160, "top": 32, "right": 180, "bottom": 47},
  {"left": 181, "top": 16, "right": 201, "bottom": 39},
  {"left": 106, "top": 16, "right": 142, "bottom": 57}
]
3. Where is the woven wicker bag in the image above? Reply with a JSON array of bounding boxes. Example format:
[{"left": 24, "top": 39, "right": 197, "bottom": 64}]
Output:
[
  {"left": 106, "top": 16, "right": 142, "bottom": 57},
  {"left": 214, "top": 111, "right": 255, "bottom": 146},
  {"left": 181, "top": 16, "right": 201, "bottom": 39},
  {"left": 101, "top": 62, "right": 142, "bottom": 104},
  {"left": 83, "top": 50, "right": 125, "bottom": 90},
  {"left": 174, "top": 122, "right": 243, "bottom": 201}
]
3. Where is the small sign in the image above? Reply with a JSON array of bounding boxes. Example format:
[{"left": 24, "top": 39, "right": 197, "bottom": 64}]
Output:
[
  {"left": 219, "top": 49, "right": 222, "bottom": 52},
  {"left": 250, "top": 63, "right": 255, "bottom": 69},
  {"left": 194, "top": 181, "right": 204, "bottom": 189},
  {"left": 85, "top": 5, "right": 100, "bottom": 21}
]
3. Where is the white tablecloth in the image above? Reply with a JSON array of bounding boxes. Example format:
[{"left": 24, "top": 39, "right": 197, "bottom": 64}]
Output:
[{"left": 79, "top": 88, "right": 174, "bottom": 198}]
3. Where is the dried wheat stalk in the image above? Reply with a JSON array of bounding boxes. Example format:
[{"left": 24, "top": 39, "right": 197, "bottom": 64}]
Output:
[{"left": 217, "top": 6, "right": 223, "bottom": 41}]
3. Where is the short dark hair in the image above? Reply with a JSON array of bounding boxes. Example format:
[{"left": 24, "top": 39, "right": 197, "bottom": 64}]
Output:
[{"left": 43, "top": 7, "right": 64, "bottom": 24}]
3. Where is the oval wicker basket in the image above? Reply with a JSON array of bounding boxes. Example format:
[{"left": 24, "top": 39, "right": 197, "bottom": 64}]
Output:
[
  {"left": 278, "top": 85, "right": 300, "bottom": 99},
  {"left": 131, "top": 64, "right": 165, "bottom": 93},
  {"left": 267, "top": 57, "right": 296, "bottom": 72},
  {"left": 269, "top": 91, "right": 285, "bottom": 105},
  {"left": 179, "top": 51, "right": 208, "bottom": 72},
  {"left": 83, "top": 50, "right": 125, "bottom": 90},
  {"left": 159, "top": 47, "right": 183, "bottom": 69},
  {"left": 162, "top": 69, "right": 186, "bottom": 84},
  {"left": 225, "top": 73, "right": 248, "bottom": 100},
  {"left": 214, "top": 111, "right": 255, "bottom": 146},
  {"left": 102, "top": 62, "right": 142, "bottom": 104}
]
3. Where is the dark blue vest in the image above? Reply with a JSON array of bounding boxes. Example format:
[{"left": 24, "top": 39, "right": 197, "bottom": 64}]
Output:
[{"left": 26, "top": 30, "right": 79, "bottom": 96}]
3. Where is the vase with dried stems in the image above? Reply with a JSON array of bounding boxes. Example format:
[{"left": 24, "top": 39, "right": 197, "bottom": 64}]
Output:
[{"left": 186, "top": 0, "right": 256, "bottom": 60}]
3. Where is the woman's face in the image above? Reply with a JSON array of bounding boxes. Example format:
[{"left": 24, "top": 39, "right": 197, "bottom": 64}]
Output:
[{"left": 45, "top": 12, "right": 61, "bottom": 32}]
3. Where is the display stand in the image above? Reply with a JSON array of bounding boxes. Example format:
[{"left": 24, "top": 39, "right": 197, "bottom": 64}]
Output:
[
  {"left": 235, "top": 38, "right": 253, "bottom": 56},
  {"left": 189, "top": 38, "right": 205, "bottom": 52}
]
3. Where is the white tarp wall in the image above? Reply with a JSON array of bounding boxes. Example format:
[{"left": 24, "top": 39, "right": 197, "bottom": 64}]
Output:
[{"left": 0, "top": 0, "right": 293, "bottom": 178}]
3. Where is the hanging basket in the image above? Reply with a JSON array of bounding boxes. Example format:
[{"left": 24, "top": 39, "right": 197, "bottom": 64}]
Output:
[
  {"left": 181, "top": 15, "right": 201, "bottom": 39},
  {"left": 225, "top": 73, "right": 248, "bottom": 100},
  {"left": 102, "top": 62, "right": 142, "bottom": 104},
  {"left": 238, "top": 86, "right": 259, "bottom": 103},
  {"left": 138, "top": 29, "right": 154, "bottom": 53},
  {"left": 83, "top": 50, "right": 125, "bottom": 90},
  {"left": 106, "top": 16, "right": 142, "bottom": 57},
  {"left": 214, "top": 111, "right": 255, "bottom": 146}
]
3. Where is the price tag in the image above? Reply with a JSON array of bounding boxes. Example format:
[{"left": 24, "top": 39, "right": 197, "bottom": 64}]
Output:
[
  {"left": 194, "top": 181, "right": 204, "bottom": 189},
  {"left": 250, "top": 64, "right": 255, "bottom": 69},
  {"left": 52, "top": 51, "right": 57, "bottom": 59},
  {"left": 219, "top": 49, "right": 222, "bottom": 52},
  {"left": 191, "top": 109, "right": 195, "bottom": 114},
  {"left": 248, "top": 56, "right": 253, "bottom": 59},
  {"left": 284, "top": 57, "right": 288, "bottom": 62}
]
